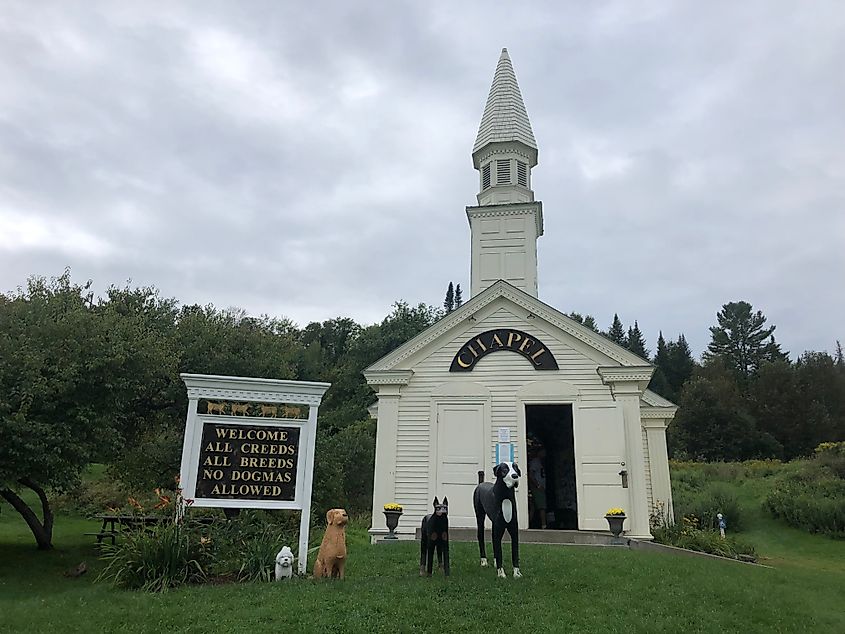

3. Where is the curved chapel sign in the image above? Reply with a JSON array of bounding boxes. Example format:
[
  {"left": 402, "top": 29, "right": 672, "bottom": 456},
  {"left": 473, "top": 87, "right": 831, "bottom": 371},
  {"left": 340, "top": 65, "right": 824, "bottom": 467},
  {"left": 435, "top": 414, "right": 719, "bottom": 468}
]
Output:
[{"left": 449, "top": 328, "right": 558, "bottom": 371}]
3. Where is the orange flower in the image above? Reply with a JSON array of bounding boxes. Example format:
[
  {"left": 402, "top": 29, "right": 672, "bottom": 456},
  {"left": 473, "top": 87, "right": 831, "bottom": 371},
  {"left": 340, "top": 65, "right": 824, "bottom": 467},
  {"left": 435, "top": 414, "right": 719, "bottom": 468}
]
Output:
[{"left": 127, "top": 496, "right": 144, "bottom": 511}]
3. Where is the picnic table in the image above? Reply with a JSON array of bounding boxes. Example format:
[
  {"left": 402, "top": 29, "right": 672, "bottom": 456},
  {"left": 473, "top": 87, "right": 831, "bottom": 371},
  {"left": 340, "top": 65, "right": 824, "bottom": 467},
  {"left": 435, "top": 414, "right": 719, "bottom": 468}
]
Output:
[{"left": 86, "top": 514, "right": 164, "bottom": 545}]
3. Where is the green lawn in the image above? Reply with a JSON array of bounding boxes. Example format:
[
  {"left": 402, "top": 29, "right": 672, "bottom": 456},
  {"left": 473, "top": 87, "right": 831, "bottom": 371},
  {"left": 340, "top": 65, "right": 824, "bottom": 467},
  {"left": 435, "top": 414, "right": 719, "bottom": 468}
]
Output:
[{"left": 2, "top": 476, "right": 844, "bottom": 633}]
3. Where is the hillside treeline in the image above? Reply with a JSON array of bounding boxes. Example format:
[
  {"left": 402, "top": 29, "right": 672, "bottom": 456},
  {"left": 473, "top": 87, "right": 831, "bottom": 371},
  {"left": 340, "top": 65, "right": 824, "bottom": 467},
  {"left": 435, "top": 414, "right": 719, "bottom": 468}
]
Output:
[
  {"left": 0, "top": 272, "right": 438, "bottom": 547},
  {"left": 589, "top": 304, "right": 845, "bottom": 461},
  {"left": 2, "top": 271, "right": 843, "bottom": 548}
]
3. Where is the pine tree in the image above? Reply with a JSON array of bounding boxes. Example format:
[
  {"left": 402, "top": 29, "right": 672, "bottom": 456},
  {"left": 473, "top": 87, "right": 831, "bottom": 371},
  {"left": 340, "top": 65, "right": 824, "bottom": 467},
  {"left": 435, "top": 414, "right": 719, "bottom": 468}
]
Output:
[
  {"left": 454, "top": 284, "right": 463, "bottom": 309},
  {"left": 443, "top": 282, "right": 454, "bottom": 313},
  {"left": 704, "top": 301, "right": 788, "bottom": 380},
  {"left": 666, "top": 334, "right": 696, "bottom": 396},
  {"left": 626, "top": 321, "right": 649, "bottom": 359},
  {"left": 607, "top": 314, "right": 626, "bottom": 345},
  {"left": 649, "top": 332, "right": 672, "bottom": 398},
  {"left": 835, "top": 340, "right": 844, "bottom": 370},
  {"left": 568, "top": 312, "right": 600, "bottom": 333}
]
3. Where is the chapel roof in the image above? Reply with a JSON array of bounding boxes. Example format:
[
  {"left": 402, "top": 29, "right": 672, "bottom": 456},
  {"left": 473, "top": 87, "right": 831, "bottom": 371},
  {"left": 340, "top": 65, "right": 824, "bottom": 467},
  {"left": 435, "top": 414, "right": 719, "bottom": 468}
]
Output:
[{"left": 472, "top": 48, "right": 538, "bottom": 154}]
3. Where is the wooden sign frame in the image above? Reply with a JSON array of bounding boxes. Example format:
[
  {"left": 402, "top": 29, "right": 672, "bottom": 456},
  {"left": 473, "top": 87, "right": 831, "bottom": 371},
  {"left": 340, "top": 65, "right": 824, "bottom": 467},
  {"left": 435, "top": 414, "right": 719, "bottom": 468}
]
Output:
[{"left": 179, "top": 373, "right": 330, "bottom": 574}]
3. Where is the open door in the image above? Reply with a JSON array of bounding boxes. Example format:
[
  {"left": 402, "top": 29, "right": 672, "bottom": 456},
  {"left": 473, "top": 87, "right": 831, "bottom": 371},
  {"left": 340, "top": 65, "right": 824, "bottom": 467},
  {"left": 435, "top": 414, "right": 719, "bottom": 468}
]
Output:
[{"left": 574, "top": 408, "right": 627, "bottom": 530}]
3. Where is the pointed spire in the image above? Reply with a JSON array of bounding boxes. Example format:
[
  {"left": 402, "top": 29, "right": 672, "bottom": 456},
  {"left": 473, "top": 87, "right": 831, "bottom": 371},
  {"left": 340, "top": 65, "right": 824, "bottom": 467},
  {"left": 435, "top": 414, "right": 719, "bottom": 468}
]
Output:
[{"left": 473, "top": 48, "right": 537, "bottom": 155}]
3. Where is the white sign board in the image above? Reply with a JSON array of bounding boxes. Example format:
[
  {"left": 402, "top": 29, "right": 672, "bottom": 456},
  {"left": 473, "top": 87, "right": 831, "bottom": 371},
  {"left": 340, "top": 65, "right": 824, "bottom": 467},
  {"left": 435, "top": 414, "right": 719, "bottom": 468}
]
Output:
[
  {"left": 498, "top": 427, "right": 511, "bottom": 443},
  {"left": 180, "top": 373, "right": 330, "bottom": 574}
]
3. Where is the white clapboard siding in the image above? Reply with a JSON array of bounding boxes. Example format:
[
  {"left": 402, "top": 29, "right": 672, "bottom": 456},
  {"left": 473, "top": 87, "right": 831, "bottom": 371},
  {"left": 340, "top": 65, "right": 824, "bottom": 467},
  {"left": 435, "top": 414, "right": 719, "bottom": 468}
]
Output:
[{"left": 392, "top": 305, "right": 616, "bottom": 528}]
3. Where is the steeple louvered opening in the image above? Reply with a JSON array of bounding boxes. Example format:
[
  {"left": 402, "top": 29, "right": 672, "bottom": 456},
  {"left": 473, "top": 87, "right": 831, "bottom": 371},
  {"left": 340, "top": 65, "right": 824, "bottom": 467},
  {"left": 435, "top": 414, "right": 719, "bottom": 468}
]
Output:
[
  {"left": 482, "top": 163, "right": 491, "bottom": 190},
  {"left": 496, "top": 159, "right": 511, "bottom": 185},
  {"left": 517, "top": 160, "right": 528, "bottom": 187}
]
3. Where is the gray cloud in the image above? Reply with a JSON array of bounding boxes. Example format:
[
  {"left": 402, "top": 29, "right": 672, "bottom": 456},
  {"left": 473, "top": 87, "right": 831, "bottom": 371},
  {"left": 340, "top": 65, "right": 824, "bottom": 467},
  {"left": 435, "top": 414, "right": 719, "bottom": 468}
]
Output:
[{"left": 1, "top": 1, "right": 843, "bottom": 358}]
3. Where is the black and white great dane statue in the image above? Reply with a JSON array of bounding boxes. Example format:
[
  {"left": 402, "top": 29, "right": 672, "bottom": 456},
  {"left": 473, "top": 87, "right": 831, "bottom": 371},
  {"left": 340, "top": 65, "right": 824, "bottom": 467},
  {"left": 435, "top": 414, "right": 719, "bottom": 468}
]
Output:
[{"left": 473, "top": 461, "right": 522, "bottom": 578}]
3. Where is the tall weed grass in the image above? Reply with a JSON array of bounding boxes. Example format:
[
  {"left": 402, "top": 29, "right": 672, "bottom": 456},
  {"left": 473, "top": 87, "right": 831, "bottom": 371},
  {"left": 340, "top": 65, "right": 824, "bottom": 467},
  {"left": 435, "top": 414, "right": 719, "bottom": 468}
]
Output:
[{"left": 97, "top": 521, "right": 213, "bottom": 591}]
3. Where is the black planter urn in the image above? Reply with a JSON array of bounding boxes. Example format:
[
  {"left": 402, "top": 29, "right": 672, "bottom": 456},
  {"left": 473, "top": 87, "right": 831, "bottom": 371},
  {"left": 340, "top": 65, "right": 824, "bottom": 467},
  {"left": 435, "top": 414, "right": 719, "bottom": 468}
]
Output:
[
  {"left": 605, "top": 514, "right": 626, "bottom": 538},
  {"left": 383, "top": 510, "right": 402, "bottom": 540}
]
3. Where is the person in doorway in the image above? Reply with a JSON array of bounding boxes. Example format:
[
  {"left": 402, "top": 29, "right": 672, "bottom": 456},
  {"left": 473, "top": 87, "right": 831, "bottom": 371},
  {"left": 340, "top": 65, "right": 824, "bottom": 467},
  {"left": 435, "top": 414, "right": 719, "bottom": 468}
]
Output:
[
  {"left": 554, "top": 444, "right": 578, "bottom": 529},
  {"left": 528, "top": 445, "right": 547, "bottom": 529}
]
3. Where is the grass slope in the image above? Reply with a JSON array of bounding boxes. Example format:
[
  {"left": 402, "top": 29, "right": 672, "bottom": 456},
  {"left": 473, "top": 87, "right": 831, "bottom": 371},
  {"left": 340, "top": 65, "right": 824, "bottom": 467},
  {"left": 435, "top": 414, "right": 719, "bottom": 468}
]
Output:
[{"left": 2, "top": 471, "right": 844, "bottom": 634}]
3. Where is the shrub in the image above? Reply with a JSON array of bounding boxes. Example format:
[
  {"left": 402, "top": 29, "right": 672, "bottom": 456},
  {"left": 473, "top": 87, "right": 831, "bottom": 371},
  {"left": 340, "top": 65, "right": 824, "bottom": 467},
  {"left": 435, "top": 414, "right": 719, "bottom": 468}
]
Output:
[
  {"left": 762, "top": 447, "right": 845, "bottom": 538},
  {"left": 673, "top": 481, "right": 745, "bottom": 532},
  {"left": 764, "top": 478, "right": 845, "bottom": 538},
  {"left": 312, "top": 420, "right": 375, "bottom": 517},
  {"left": 211, "top": 511, "right": 298, "bottom": 582},
  {"left": 51, "top": 478, "right": 133, "bottom": 516},
  {"left": 97, "top": 521, "right": 213, "bottom": 591},
  {"left": 652, "top": 516, "right": 756, "bottom": 561}
]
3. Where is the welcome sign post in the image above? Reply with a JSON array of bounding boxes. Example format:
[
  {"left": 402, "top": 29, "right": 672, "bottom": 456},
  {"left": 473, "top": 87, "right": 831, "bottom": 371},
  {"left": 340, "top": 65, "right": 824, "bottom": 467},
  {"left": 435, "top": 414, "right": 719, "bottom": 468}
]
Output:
[{"left": 179, "top": 374, "right": 331, "bottom": 575}]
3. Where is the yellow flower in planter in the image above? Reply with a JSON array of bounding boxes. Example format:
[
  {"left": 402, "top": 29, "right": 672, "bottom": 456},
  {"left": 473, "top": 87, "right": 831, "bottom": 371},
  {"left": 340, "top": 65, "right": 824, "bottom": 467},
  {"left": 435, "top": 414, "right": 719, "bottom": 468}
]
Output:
[
  {"left": 606, "top": 508, "right": 625, "bottom": 516},
  {"left": 383, "top": 503, "right": 403, "bottom": 512}
]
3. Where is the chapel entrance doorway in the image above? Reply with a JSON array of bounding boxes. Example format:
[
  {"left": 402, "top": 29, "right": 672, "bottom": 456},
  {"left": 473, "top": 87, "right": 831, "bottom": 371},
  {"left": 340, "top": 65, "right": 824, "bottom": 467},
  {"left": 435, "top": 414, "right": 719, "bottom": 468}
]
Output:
[{"left": 525, "top": 404, "right": 577, "bottom": 530}]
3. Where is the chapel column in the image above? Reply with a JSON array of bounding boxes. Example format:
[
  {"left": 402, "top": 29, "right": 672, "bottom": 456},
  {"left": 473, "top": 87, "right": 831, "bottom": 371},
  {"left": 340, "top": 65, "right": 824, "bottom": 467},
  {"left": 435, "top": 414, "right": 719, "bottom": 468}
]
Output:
[
  {"left": 598, "top": 367, "right": 654, "bottom": 540},
  {"left": 365, "top": 371, "right": 412, "bottom": 540},
  {"left": 643, "top": 414, "right": 676, "bottom": 525}
]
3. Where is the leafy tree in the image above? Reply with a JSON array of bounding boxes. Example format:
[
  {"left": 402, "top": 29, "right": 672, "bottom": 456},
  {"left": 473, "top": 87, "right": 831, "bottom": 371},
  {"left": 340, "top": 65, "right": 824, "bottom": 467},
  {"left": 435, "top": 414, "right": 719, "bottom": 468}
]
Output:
[
  {"left": 0, "top": 273, "right": 177, "bottom": 548},
  {"left": 626, "top": 321, "right": 649, "bottom": 360},
  {"left": 444, "top": 282, "right": 455, "bottom": 313},
  {"left": 454, "top": 284, "right": 463, "bottom": 309},
  {"left": 317, "top": 301, "right": 440, "bottom": 433},
  {"left": 748, "top": 360, "right": 799, "bottom": 459},
  {"left": 704, "top": 301, "right": 788, "bottom": 380},
  {"left": 669, "top": 366, "right": 781, "bottom": 461},
  {"left": 607, "top": 314, "right": 626, "bottom": 345},
  {"left": 567, "top": 312, "right": 600, "bottom": 333},
  {"left": 794, "top": 352, "right": 845, "bottom": 447}
]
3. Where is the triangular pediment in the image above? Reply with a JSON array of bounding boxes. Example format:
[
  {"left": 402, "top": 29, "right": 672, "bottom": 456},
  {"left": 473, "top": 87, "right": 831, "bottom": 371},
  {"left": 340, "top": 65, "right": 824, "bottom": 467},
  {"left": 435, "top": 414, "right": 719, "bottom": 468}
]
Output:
[{"left": 365, "top": 281, "right": 651, "bottom": 378}]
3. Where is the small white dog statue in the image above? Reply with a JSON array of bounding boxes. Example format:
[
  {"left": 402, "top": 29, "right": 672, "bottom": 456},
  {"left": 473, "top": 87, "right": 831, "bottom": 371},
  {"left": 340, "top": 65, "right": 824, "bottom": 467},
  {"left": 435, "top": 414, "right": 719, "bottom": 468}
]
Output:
[{"left": 274, "top": 546, "right": 294, "bottom": 580}]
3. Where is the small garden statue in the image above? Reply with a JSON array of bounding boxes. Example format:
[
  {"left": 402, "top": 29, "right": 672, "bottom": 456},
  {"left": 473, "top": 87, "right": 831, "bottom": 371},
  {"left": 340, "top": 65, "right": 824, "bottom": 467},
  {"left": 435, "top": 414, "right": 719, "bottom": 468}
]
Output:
[
  {"left": 275, "top": 546, "right": 294, "bottom": 580},
  {"left": 717, "top": 513, "right": 726, "bottom": 539},
  {"left": 419, "top": 497, "right": 449, "bottom": 577}
]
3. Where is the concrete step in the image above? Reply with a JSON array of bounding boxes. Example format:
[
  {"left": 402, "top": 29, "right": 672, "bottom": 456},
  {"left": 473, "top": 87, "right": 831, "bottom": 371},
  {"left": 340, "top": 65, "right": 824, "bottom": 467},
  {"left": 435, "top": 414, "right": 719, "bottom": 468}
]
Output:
[{"left": 413, "top": 527, "right": 626, "bottom": 546}]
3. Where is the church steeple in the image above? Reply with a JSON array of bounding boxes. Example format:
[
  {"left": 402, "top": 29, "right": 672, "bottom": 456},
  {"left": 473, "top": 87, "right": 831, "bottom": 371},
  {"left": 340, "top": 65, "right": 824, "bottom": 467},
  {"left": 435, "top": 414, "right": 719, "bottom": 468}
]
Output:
[
  {"left": 467, "top": 49, "right": 544, "bottom": 299},
  {"left": 472, "top": 48, "right": 538, "bottom": 207}
]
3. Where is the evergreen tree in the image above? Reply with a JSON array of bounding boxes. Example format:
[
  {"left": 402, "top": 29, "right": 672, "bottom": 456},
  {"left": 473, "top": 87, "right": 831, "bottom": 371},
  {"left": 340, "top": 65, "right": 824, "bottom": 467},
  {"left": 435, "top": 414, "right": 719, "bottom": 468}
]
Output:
[
  {"left": 443, "top": 282, "right": 454, "bottom": 313},
  {"left": 568, "top": 312, "right": 600, "bottom": 333},
  {"left": 626, "top": 321, "right": 649, "bottom": 359},
  {"left": 665, "top": 334, "right": 696, "bottom": 398},
  {"left": 607, "top": 314, "right": 626, "bottom": 345},
  {"left": 454, "top": 284, "right": 463, "bottom": 309},
  {"left": 704, "top": 301, "right": 788, "bottom": 380},
  {"left": 834, "top": 340, "right": 844, "bottom": 370},
  {"left": 649, "top": 332, "right": 672, "bottom": 399}
]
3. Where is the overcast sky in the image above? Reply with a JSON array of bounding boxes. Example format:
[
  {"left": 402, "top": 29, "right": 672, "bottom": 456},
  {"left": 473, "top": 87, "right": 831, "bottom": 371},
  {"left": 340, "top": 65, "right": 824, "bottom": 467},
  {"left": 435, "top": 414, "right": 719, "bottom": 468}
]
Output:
[{"left": 1, "top": 1, "right": 843, "bottom": 359}]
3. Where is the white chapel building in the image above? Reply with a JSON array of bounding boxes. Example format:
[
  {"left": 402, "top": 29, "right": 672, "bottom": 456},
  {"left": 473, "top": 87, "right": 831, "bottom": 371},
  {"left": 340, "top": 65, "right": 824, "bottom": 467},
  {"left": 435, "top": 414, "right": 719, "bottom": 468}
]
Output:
[{"left": 365, "top": 49, "right": 677, "bottom": 541}]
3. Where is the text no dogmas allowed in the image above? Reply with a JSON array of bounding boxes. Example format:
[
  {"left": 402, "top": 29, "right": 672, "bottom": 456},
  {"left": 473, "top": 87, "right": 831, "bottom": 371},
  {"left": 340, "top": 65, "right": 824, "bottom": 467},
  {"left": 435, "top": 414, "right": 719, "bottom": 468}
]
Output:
[{"left": 194, "top": 423, "right": 300, "bottom": 500}]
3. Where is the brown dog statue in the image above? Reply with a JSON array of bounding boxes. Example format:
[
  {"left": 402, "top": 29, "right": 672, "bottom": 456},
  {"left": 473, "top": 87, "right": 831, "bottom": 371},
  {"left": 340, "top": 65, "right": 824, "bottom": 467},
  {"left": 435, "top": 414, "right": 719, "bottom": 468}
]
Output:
[{"left": 313, "top": 508, "right": 348, "bottom": 579}]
